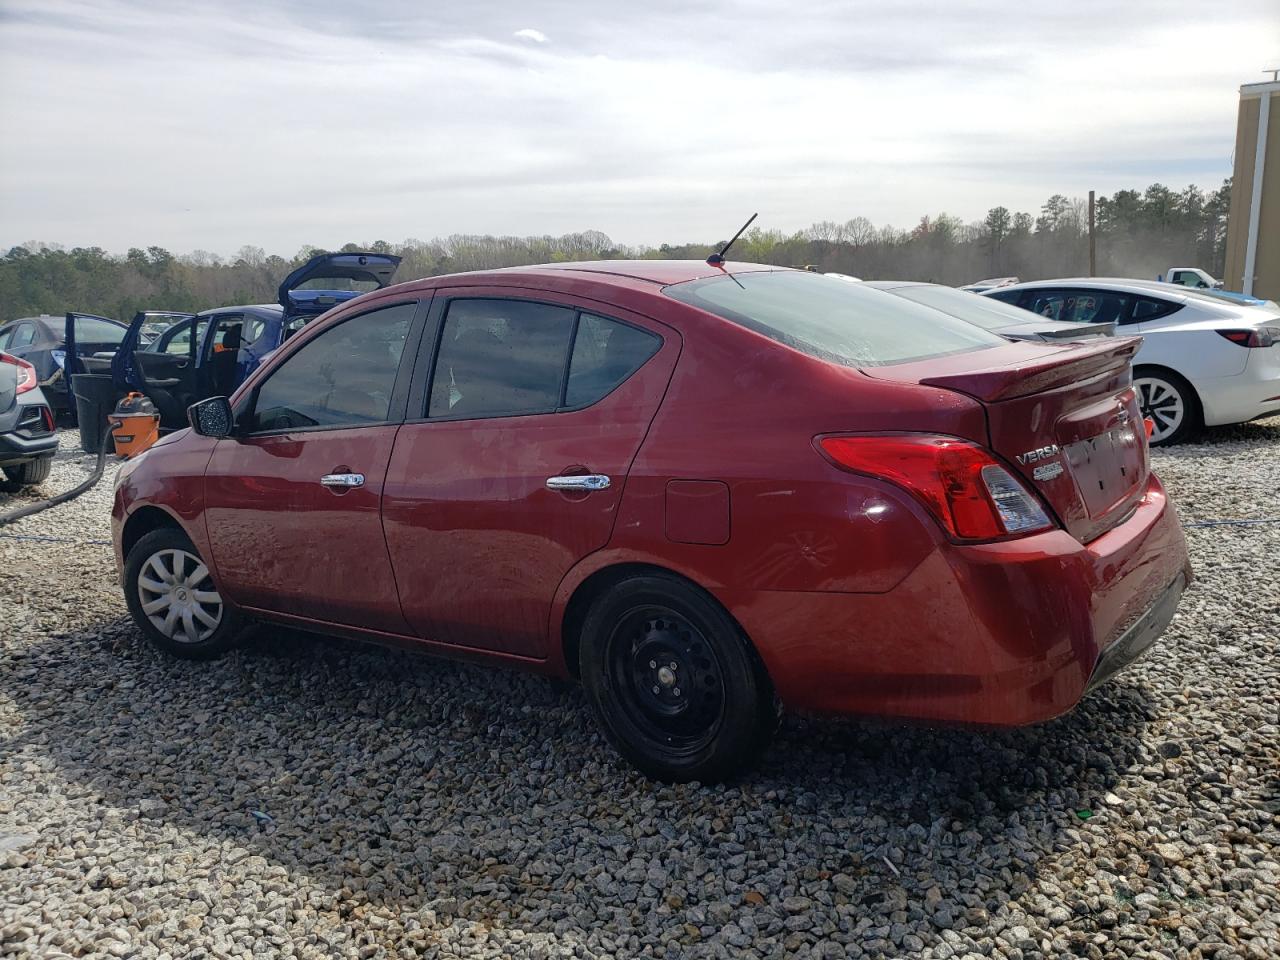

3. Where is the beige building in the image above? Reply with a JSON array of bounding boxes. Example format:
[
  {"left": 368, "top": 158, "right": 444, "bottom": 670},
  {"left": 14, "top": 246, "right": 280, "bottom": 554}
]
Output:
[{"left": 1224, "top": 79, "right": 1279, "bottom": 298}]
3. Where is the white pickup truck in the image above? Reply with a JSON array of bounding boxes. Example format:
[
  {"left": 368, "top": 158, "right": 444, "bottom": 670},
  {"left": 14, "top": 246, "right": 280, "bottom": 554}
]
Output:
[{"left": 1160, "top": 267, "right": 1223, "bottom": 290}]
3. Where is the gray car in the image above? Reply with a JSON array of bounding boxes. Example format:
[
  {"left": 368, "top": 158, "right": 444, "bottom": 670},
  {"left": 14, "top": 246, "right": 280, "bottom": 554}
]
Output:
[
  {"left": 865, "top": 281, "right": 1116, "bottom": 341},
  {"left": 0, "top": 351, "right": 58, "bottom": 491}
]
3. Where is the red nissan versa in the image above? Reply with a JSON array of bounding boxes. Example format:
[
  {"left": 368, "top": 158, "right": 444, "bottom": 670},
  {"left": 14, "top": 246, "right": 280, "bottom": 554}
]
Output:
[{"left": 111, "top": 261, "right": 1191, "bottom": 782}]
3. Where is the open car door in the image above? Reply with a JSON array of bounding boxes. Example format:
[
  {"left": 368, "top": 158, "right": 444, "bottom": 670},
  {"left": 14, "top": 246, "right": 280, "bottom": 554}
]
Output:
[
  {"left": 63, "top": 313, "right": 129, "bottom": 378},
  {"left": 278, "top": 252, "right": 401, "bottom": 330},
  {"left": 108, "top": 311, "right": 198, "bottom": 429}
]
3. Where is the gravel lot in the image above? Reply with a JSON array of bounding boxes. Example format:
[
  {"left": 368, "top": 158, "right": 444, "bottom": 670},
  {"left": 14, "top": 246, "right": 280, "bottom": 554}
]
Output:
[{"left": 2, "top": 422, "right": 1278, "bottom": 960}]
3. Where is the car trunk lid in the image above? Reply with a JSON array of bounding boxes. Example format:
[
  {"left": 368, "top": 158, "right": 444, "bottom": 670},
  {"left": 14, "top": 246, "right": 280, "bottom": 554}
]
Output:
[
  {"left": 278, "top": 252, "right": 402, "bottom": 319},
  {"left": 865, "top": 338, "right": 1148, "bottom": 542}
]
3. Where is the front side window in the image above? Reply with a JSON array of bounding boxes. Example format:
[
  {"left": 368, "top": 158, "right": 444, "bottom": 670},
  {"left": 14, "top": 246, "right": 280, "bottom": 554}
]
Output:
[
  {"left": 428, "top": 299, "right": 576, "bottom": 418},
  {"left": 664, "top": 271, "right": 1002, "bottom": 367},
  {"left": 162, "top": 321, "right": 194, "bottom": 355},
  {"left": 248, "top": 302, "right": 415, "bottom": 432},
  {"left": 73, "top": 317, "right": 125, "bottom": 343}
]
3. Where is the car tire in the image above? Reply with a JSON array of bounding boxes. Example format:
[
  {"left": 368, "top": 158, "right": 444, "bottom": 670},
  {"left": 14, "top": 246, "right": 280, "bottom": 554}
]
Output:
[
  {"left": 123, "top": 527, "right": 242, "bottom": 660},
  {"left": 579, "top": 573, "right": 777, "bottom": 783},
  {"left": 1134, "top": 367, "right": 1201, "bottom": 446},
  {"left": 1, "top": 455, "right": 53, "bottom": 491}
]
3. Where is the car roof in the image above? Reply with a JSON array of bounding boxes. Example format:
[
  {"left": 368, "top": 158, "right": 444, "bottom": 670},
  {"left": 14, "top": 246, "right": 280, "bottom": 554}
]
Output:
[{"left": 412, "top": 259, "right": 788, "bottom": 291}]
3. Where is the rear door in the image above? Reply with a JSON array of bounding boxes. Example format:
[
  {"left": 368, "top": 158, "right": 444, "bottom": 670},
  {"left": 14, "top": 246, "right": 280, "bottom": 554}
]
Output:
[
  {"left": 382, "top": 288, "right": 678, "bottom": 658},
  {"left": 868, "top": 338, "right": 1148, "bottom": 543},
  {"left": 202, "top": 299, "right": 427, "bottom": 631}
]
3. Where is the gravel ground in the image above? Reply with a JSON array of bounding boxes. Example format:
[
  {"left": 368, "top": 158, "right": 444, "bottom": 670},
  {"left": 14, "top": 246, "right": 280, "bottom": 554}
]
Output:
[{"left": 2, "top": 421, "right": 1278, "bottom": 959}]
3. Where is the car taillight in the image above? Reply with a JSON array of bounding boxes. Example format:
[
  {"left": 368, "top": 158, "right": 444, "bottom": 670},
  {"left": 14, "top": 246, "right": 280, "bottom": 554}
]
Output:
[
  {"left": 817, "top": 434, "right": 1055, "bottom": 541},
  {"left": 0, "top": 352, "right": 38, "bottom": 394},
  {"left": 1217, "top": 327, "right": 1279, "bottom": 348}
]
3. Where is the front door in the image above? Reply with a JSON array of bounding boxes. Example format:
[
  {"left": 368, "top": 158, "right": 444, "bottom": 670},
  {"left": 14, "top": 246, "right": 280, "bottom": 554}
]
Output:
[
  {"left": 202, "top": 299, "right": 424, "bottom": 631},
  {"left": 382, "top": 290, "right": 678, "bottom": 658}
]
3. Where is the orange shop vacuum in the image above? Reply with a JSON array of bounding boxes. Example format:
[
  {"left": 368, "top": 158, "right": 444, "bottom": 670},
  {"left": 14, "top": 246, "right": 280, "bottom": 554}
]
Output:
[{"left": 108, "top": 392, "right": 161, "bottom": 459}]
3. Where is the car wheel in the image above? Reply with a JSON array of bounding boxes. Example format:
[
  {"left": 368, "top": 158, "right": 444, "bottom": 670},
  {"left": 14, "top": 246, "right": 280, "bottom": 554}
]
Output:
[
  {"left": 1, "top": 456, "right": 52, "bottom": 491},
  {"left": 1134, "top": 368, "right": 1201, "bottom": 446},
  {"left": 579, "top": 574, "right": 777, "bottom": 783},
  {"left": 123, "top": 527, "right": 242, "bottom": 659}
]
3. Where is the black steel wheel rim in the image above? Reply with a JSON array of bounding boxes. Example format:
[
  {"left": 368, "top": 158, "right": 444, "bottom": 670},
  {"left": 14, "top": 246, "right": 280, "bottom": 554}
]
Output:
[{"left": 605, "top": 605, "right": 726, "bottom": 756}]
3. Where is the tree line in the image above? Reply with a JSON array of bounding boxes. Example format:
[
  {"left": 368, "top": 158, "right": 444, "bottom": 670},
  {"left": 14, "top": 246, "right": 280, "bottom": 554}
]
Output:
[{"left": 0, "top": 179, "right": 1232, "bottom": 325}]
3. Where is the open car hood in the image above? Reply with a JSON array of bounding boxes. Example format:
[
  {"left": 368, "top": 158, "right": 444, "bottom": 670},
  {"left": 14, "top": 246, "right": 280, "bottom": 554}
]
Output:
[
  {"left": 278, "top": 252, "right": 402, "bottom": 318},
  {"left": 109, "top": 311, "right": 195, "bottom": 392}
]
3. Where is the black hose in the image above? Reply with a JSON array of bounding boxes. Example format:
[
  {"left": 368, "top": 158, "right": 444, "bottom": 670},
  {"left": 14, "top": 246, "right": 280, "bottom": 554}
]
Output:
[{"left": 0, "top": 426, "right": 116, "bottom": 527}]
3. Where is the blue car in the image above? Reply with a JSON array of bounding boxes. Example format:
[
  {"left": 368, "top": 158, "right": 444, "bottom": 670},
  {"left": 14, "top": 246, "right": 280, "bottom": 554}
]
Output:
[{"left": 107, "top": 252, "right": 401, "bottom": 428}]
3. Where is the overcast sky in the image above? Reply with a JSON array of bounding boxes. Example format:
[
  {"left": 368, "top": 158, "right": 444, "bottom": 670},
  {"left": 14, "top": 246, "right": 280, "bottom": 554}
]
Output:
[{"left": 1, "top": 0, "right": 1276, "bottom": 256}]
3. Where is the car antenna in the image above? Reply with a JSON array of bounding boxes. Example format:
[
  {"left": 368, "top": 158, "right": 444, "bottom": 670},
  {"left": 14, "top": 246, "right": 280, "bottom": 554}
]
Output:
[{"left": 706, "top": 212, "right": 757, "bottom": 266}]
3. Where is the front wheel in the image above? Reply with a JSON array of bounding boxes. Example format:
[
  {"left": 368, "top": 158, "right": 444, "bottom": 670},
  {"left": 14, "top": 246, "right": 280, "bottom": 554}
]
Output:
[
  {"left": 123, "top": 527, "right": 242, "bottom": 659},
  {"left": 579, "top": 574, "right": 777, "bottom": 783},
  {"left": 1134, "top": 368, "right": 1201, "bottom": 446}
]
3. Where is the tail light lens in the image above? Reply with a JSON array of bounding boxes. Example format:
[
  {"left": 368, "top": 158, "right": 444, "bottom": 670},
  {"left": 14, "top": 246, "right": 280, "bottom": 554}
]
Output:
[
  {"left": 1217, "top": 328, "right": 1279, "bottom": 348},
  {"left": 1, "top": 352, "right": 38, "bottom": 394},
  {"left": 818, "top": 434, "right": 1055, "bottom": 541}
]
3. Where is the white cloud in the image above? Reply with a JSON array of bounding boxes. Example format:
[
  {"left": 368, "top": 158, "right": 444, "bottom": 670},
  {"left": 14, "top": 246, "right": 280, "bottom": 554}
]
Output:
[
  {"left": 513, "top": 28, "right": 548, "bottom": 44},
  {"left": 0, "top": 0, "right": 1273, "bottom": 255}
]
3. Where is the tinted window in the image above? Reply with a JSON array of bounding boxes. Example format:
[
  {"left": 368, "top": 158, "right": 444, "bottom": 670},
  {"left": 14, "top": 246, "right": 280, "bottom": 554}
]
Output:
[
  {"left": 665, "top": 272, "right": 1002, "bottom": 367},
  {"left": 249, "top": 302, "right": 415, "bottom": 432},
  {"left": 10, "top": 323, "right": 37, "bottom": 348},
  {"left": 1022, "top": 289, "right": 1132, "bottom": 325},
  {"left": 74, "top": 317, "right": 125, "bottom": 343},
  {"left": 880, "top": 284, "right": 1040, "bottom": 331},
  {"left": 428, "top": 299, "right": 575, "bottom": 419},
  {"left": 1132, "top": 296, "right": 1183, "bottom": 322},
  {"left": 985, "top": 289, "right": 1022, "bottom": 305},
  {"left": 565, "top": 314, "right": 661, "bottom": 407},
  {"left": 0, "top": 326, "right": 11, "bottom": 350}
]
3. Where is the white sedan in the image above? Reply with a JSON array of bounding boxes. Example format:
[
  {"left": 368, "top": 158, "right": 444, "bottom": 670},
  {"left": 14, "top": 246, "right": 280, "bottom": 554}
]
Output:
[{"left": 983, "top": 279, "right": 1280, "bottom": 445}]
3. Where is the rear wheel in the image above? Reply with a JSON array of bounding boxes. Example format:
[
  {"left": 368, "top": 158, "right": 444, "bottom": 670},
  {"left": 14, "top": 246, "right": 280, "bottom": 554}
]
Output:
[
  {"left": 124, "top": 527, "right": 242, "bottom": 659},
  {"left": 1, "top": 456, "right": 53, "bottom": 491},
  {"left": 1134, "top": 368, "right": 1200, "bottom": 446},
  {"left": 579, "top": 574, "right": 776, "bottom": 782}
]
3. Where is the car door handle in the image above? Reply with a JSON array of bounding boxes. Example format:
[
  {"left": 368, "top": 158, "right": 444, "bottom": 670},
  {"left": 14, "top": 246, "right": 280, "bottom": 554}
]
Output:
[
  {"left": 545, "top": 474, "right": 611, "bottom": 492},
  {"left": 320, "top": 473, "right": 365, "bottom": 489}
]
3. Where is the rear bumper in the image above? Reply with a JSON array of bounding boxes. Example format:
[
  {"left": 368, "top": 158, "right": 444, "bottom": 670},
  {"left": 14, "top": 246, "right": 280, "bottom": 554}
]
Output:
[
  {"left": 1198, "top": 350, "right": 1280, "bottom": 426},
  {"left": 736, "top": 473, "right": 1190, "bottom": 726},
  {"left": 0, "top": 429, "right": 58, "bottom": 467}
]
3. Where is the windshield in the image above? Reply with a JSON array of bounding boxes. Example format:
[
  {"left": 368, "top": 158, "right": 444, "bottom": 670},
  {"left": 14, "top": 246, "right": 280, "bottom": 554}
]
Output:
[
  {"left": 875, "top": 283, "right": 1043, "bottom": 331},
  {"left": 74, "top": 317, "right": 126, "bottom": 343},
  {"left": 664, "top": 271, "right": 1004, "bottom": 367}
]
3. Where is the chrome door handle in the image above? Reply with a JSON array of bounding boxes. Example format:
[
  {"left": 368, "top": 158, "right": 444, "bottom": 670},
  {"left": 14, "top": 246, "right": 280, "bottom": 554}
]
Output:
[
  {"left": 545, "top": 474, "right": 611, "bottom": 492},
  {"left": 320, "top": 473, "right": 365, "bottom": 489}
]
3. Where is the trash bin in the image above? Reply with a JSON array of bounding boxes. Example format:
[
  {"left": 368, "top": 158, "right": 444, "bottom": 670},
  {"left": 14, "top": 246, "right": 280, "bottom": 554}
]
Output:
[{"left": 71, "top": 374, "right": 118, "bottom": 454}]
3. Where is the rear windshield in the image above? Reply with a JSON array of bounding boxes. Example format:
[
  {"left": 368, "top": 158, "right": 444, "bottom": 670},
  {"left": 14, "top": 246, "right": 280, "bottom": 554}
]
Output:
[
  {"left": 877, "top": 283, "right": 1041, "bottom": 331},
  {"left": 74, "top": 317, "right": 126, "bottom": 343},
  {"left": 664, "top": 271, "right": 1003, "bottom": 367}
]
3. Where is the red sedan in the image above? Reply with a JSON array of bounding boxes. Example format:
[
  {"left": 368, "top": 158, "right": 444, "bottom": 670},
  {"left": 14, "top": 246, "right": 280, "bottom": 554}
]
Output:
[{"left": 112, "top": 261, "right": 1191, "bottom": 782}]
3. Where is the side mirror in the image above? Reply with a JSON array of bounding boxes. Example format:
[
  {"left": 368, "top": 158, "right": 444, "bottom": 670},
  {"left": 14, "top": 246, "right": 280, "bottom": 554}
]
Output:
[{"left": 187, "top": 396, "right": 234, "bottom": 438}]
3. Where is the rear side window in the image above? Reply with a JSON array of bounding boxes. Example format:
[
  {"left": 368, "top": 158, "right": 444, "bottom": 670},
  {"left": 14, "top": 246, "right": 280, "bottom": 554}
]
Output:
[
  {"left": 664, "top": 271, "right": 1002, "bottom": 367},
  {"left": 1131, "top": 296, "right": 1182, "bottom": 322},
  {"left": 10, "top": 323, "right": 37, "bottom": 348},
  {"left": 429, "top": 299, "right": 576, "bottom": 418},
  {"left": 565, "top": 314, "right": 660, "bottom": 407},
  {"left": 249, "top": 302, "right": 415, "bottom": 432}
]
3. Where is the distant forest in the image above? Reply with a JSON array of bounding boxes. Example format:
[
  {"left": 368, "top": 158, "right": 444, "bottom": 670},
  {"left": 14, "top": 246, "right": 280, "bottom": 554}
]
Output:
[{"left": 0, "top": 179, "right": 1232, "bottom": 324}]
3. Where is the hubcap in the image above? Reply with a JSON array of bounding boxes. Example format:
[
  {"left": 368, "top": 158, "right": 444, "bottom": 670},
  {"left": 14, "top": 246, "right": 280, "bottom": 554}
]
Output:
[
  {"left": 608, "top": 607, "right": 725, "bottom": 755},
  {"left": 137, "top": 547, "right": 223, "bottom": 644},
  {"left": 1135, "top": 376, "right": 1184, "bottom": 442}
]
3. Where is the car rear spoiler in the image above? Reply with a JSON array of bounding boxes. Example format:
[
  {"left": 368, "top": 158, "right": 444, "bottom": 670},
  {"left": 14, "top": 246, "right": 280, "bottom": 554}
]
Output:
[
  {"left": 1037, "top": 322, "right": 1117, "bottom": 340},
  {"left": 918, "top": 336, "right": 1142, "bottom": 402}
]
